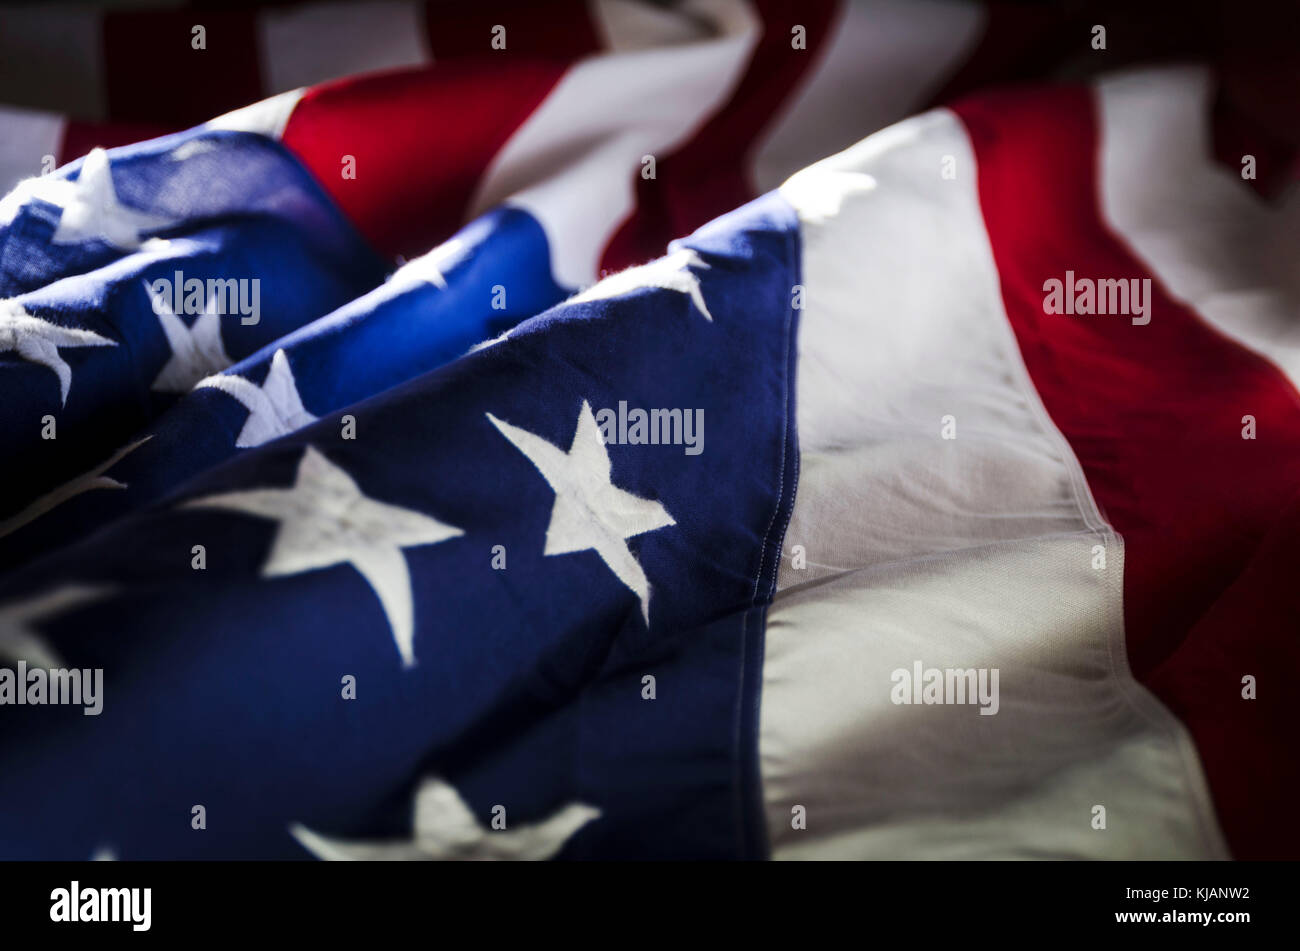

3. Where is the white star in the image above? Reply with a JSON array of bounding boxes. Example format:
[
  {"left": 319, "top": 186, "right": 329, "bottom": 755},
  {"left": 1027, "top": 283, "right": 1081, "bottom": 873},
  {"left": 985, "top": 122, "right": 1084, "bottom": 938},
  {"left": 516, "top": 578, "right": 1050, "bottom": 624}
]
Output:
[
  {"left": 147, "top": 282, "right": 233, "bottom": 393},
  {"left": 0, "top": 584, "right": 113, "bottom": 668},
  {"left": 184, "top": 446, "right": 462, "bottom": 666},
  {"left": 0, "top": 436, "right": 152, "bottom": 540},
  {"left": 567, "top": 248, "right": 713, "bottom": 321},
  {"left": 289, "top": 776, "right": 600, "bottom": 861},
  {"left": 387, "top": 237, "right": 468, "bottom": 292},
  {"left": 0, "top": 147, "right": 178, "bottom": 251},
  {"left": 487, "top": 400, "right": 675, "bottom": 626},
  {"left": 195, "top": 349, "right": 316, "bottom": 447},
  {"left": 0, "top": 298, "right": 115, "bottom": 405}
]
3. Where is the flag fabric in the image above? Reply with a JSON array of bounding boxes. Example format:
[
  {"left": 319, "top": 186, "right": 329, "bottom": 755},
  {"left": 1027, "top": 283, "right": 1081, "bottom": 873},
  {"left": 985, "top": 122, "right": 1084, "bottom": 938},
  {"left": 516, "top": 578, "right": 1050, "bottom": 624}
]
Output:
[
  {"left": 0, "top": 203, "right": 563, "bottom": 571},
  {"left": 0, "top": 1, "right": 1297, "bottom": 860},
  {"left": 0, "top": 133, "right": 388, "bottom": 512}
]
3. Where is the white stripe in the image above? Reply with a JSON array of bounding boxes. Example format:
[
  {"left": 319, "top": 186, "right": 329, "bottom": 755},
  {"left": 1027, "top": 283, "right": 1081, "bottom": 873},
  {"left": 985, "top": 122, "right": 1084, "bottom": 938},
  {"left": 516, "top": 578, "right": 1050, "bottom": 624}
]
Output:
[
  {"left": 0, "top": 107, "right": 64, "bottom": 199},
  {"left": 257, "top": 1, "right": 431, "bottom": 94},
  {"left": 750, "top": 0, "right": 984, "bottom": 194},
  {"left": 468, "top": 0, "right": 759, "bottom": 290},
  {"left": 762, "top": 109, "right": 1227, "bottom": 858},
  {"left": 0, "top": 8, "right": 106, "bottom": 120},
  {"left": 1098, "top": 66, "right": 1300, "bottom": 390},
  {"left": 206, "top": 89, "right": 306, "bottom": 141}
]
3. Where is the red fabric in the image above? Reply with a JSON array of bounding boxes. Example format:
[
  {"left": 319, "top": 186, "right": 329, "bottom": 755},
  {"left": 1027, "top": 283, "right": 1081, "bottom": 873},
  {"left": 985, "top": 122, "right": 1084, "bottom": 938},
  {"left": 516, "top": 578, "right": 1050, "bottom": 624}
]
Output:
[
  {"left": 955, "top": 84, "right": 1300, "bottom": 859},
  {"left": 280, "top": 61, "right": 574, "bottom": 261},
  {"left": 601, "top": 0, "right": 839, "bottom": 273}
]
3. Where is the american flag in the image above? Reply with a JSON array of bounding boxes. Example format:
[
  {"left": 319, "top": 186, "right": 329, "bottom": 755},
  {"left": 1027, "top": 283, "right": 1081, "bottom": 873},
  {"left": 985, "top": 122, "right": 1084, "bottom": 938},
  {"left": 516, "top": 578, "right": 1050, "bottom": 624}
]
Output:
[{"left": 0, "top": 0, "right": 1296, "bottom": 861}]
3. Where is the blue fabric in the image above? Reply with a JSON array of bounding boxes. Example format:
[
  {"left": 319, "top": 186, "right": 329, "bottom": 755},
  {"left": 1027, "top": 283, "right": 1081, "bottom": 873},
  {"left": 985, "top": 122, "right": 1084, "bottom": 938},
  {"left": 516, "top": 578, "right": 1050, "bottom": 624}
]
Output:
[
  {"left": 0, "top": 192, "right": 802, "bottom": 860},
  {"left": 0, "top": 206, "right": 568, "bottom": 572},
  {"left": 0, "top": 130, "right": 387, "bottom": 518}
]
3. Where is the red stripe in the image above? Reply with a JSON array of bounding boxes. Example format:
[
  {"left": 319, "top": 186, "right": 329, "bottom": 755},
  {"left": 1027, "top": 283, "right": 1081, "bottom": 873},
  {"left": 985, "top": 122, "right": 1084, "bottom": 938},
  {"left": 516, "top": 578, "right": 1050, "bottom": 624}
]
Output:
[
  {"left": 281, "top": 60, "right": 577, "bottom": 261},
  {"left": 271, "top": 0, "right": 600, "bottom": 262},
  {"left": 954, "top": 85, "right": 1300, "bottom": 859},
  {"left": 600, "top": 0, "right": 839, "bottom": 273},
  {"left": 93, "top": 1, "right": 603, "bottom": 261},
  {"left": 277, "top": 3, "right": 604, "bottom": 261}
]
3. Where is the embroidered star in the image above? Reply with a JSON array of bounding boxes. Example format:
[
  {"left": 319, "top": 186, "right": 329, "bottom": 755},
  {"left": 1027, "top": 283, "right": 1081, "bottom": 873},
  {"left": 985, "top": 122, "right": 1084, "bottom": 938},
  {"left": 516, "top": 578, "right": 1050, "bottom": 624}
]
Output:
[
  {"left": 148, "top": 282, "right": 233, "bottom": 393},
  {"left": 0, "top": 147, "right": 178, "bottom": 251},
  {"left": 0, "top": 585, "right": 113, "bottom": 668},
  {"left": 184, "top": 446, "right": 462, "bottom": 667},
  {"left": 0, "top": 298, "right": 115, "bottom": 405},
  {"left": 388, "top": 237, "right": 468, "bottom": 292},
  {"left": 195, "top": 349, "right": 316, "bottom": 447},
  {"left": 487, "top": 400, "right": 675, "bottom": 626},
  {"left": 0, "top": 436, "right": 152, "bottom": 540},
  {"left": 289, "top": 776, "right": 600, "bottom": 861},
  {"left": 567, "top": 248, "right": 714, "bottom": 321}
]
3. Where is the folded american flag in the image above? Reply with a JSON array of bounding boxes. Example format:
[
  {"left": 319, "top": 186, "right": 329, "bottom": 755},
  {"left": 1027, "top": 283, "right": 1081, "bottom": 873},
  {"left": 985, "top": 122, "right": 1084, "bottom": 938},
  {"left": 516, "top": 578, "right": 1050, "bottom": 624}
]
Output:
[{"left": 0, "top": 1, "right": 1295, "bottom": 861}]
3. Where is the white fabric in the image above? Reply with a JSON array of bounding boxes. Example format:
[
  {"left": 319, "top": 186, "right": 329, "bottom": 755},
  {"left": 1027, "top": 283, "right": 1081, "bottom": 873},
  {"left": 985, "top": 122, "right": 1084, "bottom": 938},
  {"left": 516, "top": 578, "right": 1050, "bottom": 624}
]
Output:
[
  {"left": 291, "top": 776, "right": 600, "bottom": 860},
  {"left": 0, "top": 107, "right": 63, "bottom": 200},
  {"left": 468, "top": 0, "right": 759, "bottom": 290},
  {"left": 196, "top": 349, "right": 317, "bottom": 448},
  {"left": 487, "top": 401, "right": 677, "bottom": 626},
  {"left": 0, "top": 148, "right": 178, "bottom": 251},
  {"left": 148, "top": 289, "right": 233, "bottom": 393},
  {"left": 761, "top": 108, "right": 1228, "bottom": 858},
  {"left": 186, "top": 446, "right": 463, "bottom": 668},
  {"left": 1098, "top": 66, "right": 1300, "bottom": 390},
  {"left": 566, "top": 248, "right": 714, "bottom": 320},
  {"left": 750, "top": 0, "right": 983, "bottom": 193},
  {"left": 0, "top": 297, "right": 116, "bottom": 405},
  {"left": 206, "top": 89, "right": 305, "bottom": 141}
]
